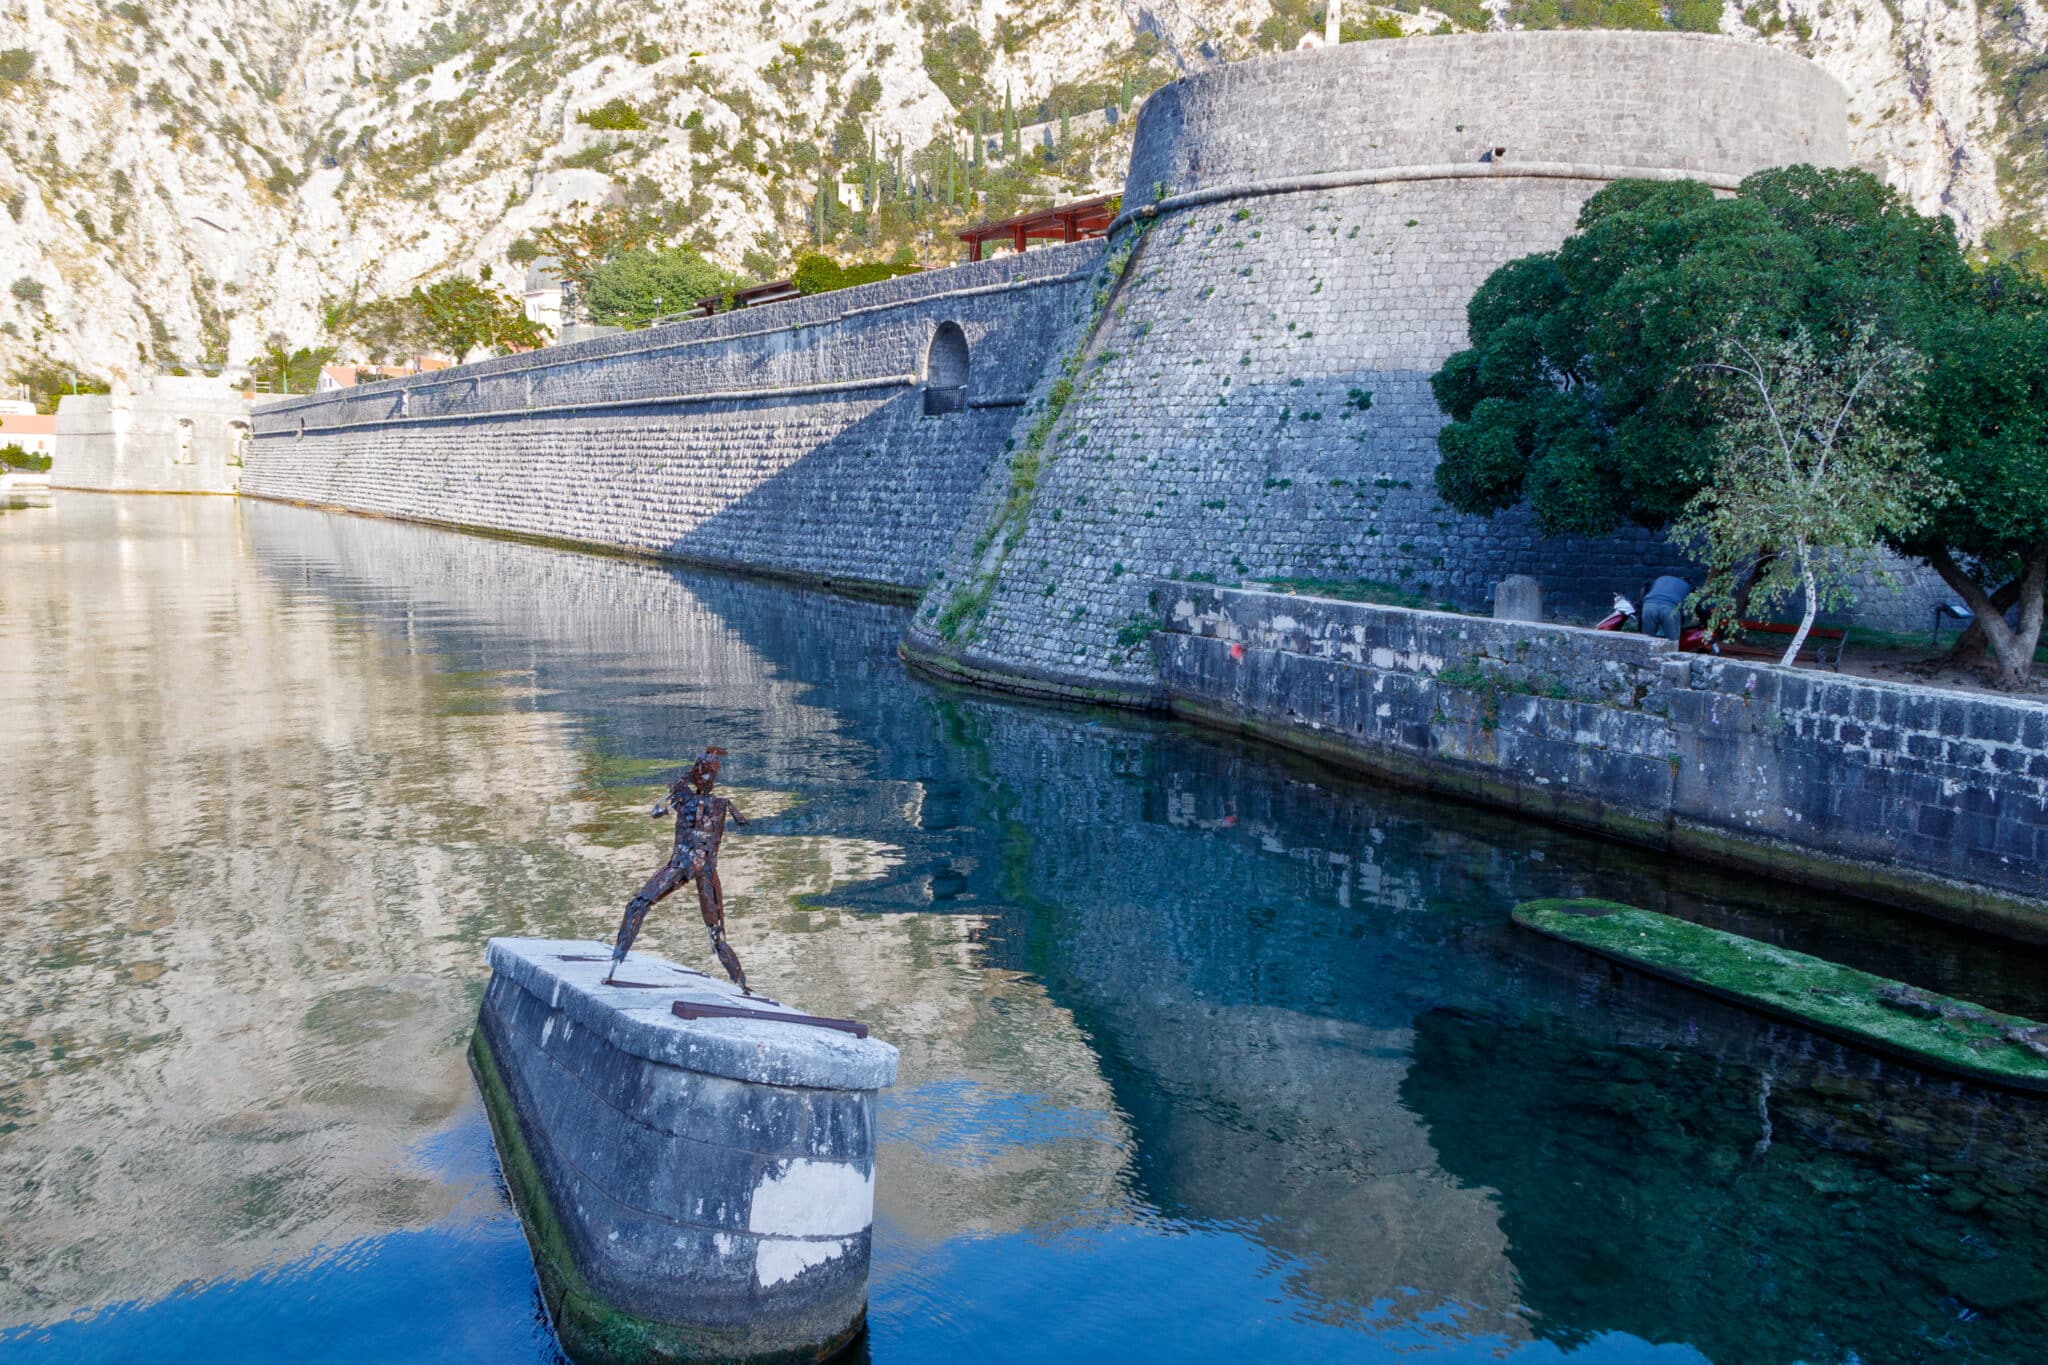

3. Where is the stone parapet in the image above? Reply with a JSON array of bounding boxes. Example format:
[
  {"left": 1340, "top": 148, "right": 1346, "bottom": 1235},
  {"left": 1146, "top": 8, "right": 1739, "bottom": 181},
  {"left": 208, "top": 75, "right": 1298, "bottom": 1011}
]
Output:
[
  {"left": 241, "top": 247, "right": 1095, "bottom": 595},
  {"left": 1156, "top": 583, "right": 2048, "bottom": 936}
]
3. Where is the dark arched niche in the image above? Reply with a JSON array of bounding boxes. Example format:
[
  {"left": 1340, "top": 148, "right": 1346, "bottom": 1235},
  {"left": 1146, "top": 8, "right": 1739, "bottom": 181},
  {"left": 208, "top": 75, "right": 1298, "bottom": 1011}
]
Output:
[{"left": 924, "top": 322, "right": 969, "bottom": 415}]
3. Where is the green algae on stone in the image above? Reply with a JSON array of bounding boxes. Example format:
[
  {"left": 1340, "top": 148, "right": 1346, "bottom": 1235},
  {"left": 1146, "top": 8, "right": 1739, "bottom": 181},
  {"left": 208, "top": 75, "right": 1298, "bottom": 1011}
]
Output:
[
  {"left": 468, "top": 1028, "right": 861, "bottom": 1365},
  {"left": 1512, "top": 899, "right": 2048, "bottom": 1093}
]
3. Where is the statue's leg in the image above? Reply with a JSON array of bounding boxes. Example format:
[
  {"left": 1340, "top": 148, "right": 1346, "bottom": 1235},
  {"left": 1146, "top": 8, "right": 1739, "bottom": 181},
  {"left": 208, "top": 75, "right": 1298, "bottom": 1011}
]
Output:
[
  {"left": 610, "top": 859, "right": 686, "bottom": 979},
  {"left": 696, "top": 862, "right": 746, "bottom": 990}
]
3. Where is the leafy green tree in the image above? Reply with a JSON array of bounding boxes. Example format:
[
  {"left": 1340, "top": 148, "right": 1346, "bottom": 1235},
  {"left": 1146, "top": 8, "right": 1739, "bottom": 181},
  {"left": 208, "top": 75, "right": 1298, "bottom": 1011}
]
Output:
[
  {"left": 2, "top": 442, "right": 51, "bottom": 472},
  {"left": 582, "top": 247, "right": 736, "bottom": 327},
  {"left": 791, "top": 253, "right": 919, "bottom": 296},
  {"left": 248, "top": 339, "right": 335, "bottom": 395},
  {"left": 328, "top": 293, "right": 430, "bottom": 364},
  {"left": 411, "top": 275, "right": 545, "bottom": 361},
  {"left": 1431, "top": 165, "right": 2048, "bottom": 684},
  {"left": 1679, "top": 327, "right": 1943, "bottom": 664},
  {"left": 531, "top": 206, "right": 663, "bottom": 299}
]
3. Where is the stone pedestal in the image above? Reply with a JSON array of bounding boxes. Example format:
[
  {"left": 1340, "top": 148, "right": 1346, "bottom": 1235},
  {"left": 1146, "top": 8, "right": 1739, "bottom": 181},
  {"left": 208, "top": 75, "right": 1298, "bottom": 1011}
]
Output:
[
  {"left": 1493, "top": 575, "right": 1543, "bottom": 622},
  {"left": 470, "top": 937, "right": 897, "bottom": 1364}
]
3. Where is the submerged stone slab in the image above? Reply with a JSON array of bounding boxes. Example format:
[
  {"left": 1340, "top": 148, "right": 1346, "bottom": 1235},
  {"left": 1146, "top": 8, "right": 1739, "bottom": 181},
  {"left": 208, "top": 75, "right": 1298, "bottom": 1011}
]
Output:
[
  {"left": 470, "top": 936, "right": 899, "bottom": 1364},
  {"left": 1513, "top": 900, "right": 2048, "bottom": 1093}
]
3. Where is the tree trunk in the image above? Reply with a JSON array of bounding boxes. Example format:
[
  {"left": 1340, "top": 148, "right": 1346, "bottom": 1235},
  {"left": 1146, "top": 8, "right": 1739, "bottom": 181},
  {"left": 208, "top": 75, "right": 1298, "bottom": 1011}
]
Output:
[
  {"left": 1781, "top": 542, "right": 1818, "bottom": 668},
  {"left": 1732, "top": 548, "right": 1779, "bottom": 620},
  {"left": 1928, "top": 543, "right": 2048, "bottom": 688},
  {"left": 1944, "top": 576, "right": 2022, "bottom": 663}
]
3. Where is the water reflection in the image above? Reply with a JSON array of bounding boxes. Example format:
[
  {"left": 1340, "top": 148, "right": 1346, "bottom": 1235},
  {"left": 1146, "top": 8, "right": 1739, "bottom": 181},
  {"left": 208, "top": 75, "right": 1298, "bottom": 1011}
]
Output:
[{"left": 3, "top": 494, "right": 2046, "bottom": 1363}]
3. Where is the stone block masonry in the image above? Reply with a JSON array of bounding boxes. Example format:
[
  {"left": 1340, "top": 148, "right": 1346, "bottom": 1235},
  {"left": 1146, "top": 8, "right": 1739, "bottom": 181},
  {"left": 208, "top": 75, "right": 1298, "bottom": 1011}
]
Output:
[
  {"left": 906, "top": 32, "right": 1945, "bottom": 700},
  {"left": 55, "top": 376, "right": 253, "bottom": 494},
  {"left": 472, "top": 937, "right": 898, "bottom": 1364},
  {"left": 1157, "top": 584, "right": 2048, "bottom": 936},
  {"left": 243, "top": 244, "right": 1098, "bottom": 597}
]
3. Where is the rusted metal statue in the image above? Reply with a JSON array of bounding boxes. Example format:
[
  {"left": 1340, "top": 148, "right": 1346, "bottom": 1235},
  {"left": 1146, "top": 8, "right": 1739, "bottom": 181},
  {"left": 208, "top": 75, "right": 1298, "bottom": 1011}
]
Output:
[{"left": 608, "top": 746, "right": 749, "bottom": 991}]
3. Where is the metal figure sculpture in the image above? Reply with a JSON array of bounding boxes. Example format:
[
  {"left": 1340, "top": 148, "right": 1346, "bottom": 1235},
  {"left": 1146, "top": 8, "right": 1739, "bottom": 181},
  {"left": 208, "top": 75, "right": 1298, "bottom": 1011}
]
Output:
[{"left": 608, "top": 746, "right": 749, "bottom": 990}]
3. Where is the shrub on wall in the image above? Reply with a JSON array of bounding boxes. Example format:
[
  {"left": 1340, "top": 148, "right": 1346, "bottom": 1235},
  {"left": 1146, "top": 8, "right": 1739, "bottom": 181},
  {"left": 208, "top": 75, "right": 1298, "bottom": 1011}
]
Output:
[{"left": 791, "top": 253, "right": 920, "bottom": 296}]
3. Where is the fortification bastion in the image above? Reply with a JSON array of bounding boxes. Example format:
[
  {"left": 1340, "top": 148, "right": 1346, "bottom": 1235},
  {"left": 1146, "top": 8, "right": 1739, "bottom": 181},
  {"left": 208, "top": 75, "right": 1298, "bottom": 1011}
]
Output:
[{"left": 907, "top": 33, "right": 1863, "bottom": 702}]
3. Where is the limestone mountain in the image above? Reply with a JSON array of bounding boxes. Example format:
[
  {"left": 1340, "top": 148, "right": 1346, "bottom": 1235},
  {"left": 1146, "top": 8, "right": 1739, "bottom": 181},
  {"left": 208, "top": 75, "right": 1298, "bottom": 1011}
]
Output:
[{"left": 0, "top": 0, "right": 2040, "bottom": 385}]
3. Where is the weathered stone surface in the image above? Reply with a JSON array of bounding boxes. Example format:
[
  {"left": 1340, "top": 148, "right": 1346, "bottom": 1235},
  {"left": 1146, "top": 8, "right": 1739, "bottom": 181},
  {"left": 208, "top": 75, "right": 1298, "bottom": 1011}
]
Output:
[
  {"left": 908, "top": 31, "right": 1944, "bottom": 699},
  {"left": 1493, "top": 576, "right": 1543, "bottom": 623},
  {"left": 473, "top": 937, "right": 897, "bottom": 1363},
  {"left": 1156, "top": 582, "right": 2048, "bottom": 932},
  {"left": 242, "top": 247, "right": 1097, "bottom": 595},
  {"left": 55, "top": 376, "right": 251, "bottom": 494}
]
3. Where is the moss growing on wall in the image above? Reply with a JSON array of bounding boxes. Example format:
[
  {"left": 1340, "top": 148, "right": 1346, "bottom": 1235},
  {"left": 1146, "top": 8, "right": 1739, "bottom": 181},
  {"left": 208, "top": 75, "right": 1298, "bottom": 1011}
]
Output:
[
  {"left": 934, "top": 226, "right": 1148, "bottom": 644},
  {"left": 468, "top": 1026, "right": 858, "bottom": 1365}
]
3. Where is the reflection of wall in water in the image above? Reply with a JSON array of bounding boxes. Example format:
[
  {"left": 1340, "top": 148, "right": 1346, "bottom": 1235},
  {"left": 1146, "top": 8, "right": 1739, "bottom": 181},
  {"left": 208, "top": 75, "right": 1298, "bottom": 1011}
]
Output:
[
  {"left": 0, "top": 496, "right": 655, "bottom": 1322},
  {"left": 238, "top": 501, "right": 1138, "bottom": 1245},
  {"left": 1405, "top": 1000, "right": 2048, "bottom": 1362}
]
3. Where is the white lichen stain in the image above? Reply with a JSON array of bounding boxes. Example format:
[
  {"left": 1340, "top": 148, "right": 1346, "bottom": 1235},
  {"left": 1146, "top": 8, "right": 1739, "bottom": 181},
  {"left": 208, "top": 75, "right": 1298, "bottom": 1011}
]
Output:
[
  {"left": 754, "top": 1237, "right": 848, "bottom": 1288},
  {"left": 747, "top": 1159, "right": 873, "bottom": 1239}
]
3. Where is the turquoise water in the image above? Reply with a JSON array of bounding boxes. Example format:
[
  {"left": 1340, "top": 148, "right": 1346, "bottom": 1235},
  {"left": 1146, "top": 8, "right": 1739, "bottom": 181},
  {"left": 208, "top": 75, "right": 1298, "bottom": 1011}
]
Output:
[{"left": 4, "top": 494, "right": 2047, "bottom": 1364}]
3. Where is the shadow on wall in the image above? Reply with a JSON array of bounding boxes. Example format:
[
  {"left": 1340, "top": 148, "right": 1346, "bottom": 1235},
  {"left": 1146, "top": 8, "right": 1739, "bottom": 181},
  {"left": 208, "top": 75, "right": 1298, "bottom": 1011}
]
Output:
[{"left": 652, "top": 381, "right": 1022, "bottom": 593}]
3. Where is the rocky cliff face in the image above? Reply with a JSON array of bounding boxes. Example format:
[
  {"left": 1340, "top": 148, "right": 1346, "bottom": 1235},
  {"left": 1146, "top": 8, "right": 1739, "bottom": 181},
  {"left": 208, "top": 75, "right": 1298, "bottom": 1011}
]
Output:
[{"left": 0, "top": 0, "right": 2040, "bottom": 382}]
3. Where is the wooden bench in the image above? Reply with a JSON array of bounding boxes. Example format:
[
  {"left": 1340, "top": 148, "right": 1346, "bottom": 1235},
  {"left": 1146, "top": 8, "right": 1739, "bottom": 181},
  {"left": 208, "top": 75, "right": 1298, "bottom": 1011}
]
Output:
[{"left": 1712, "top": 620, "right": 1848, "bottom": 670}]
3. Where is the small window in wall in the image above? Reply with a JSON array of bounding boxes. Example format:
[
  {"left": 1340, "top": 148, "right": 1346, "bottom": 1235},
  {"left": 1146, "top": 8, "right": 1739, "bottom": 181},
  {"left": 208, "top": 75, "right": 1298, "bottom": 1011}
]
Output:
[
  {"left": 175, "top": 417, "right": 195, "bottom": 464},
  {"left": 226, "top": 419, "right": 252, "bottom": 467},
  {"left": 924, "top": 321, "right": 969, "bottom": 416}
]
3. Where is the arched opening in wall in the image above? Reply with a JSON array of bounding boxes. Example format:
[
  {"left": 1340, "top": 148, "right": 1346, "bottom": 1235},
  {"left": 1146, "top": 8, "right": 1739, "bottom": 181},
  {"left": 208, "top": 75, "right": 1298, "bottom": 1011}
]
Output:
[
  {"left": 924, "top": 322, "right": 969, "bottom": 416},
  {"left": 174, "top": 418, "right": 195, "bottom": 464},
  {"left": 225, "top": 419, "right": 252, "bottom": 467}
]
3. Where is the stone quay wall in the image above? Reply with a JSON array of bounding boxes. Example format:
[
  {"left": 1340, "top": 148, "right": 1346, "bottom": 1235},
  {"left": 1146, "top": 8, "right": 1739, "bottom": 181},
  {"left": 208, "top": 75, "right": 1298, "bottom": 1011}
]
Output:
[
  {"left": 242, "top": 244, "right": 1097, "bottom": 596},
  {"left": 1155, "top": 584, "right": 2048, "bottom": 935},
  {"left": 473, "top": 937, "right": 897, "bottom": 1363},
  {"left": 905, "top": 32, "right": 1929, "bottom": 702},
  {"left": 54, "top": 376, "right": 253, "bottom": 494}
]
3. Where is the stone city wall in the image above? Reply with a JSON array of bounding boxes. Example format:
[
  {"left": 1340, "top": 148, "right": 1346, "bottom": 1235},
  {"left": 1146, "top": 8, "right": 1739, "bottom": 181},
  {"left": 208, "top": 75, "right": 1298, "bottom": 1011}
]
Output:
[
  {"left": 243, "top": 244, "right": 1097, "bottom": 596},
  {"left": 906, "top": 33, "right": 1944, "bottom": 701},
  {"left": 54, "top": 376, "right": 252, "bottom": 494},
  {"left": 1155, "top": 583, "right": 2048, "bottom": 935}
]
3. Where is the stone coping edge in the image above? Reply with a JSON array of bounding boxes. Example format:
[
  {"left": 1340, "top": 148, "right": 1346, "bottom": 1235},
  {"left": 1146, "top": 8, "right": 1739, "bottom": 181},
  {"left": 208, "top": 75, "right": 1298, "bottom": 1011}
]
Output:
[
  {"left": 898, "top": 631, "right": 1164, "bottom": 710},
  {"left": 271, "top": 375, "right": 917, "bottom": 435},
  {"left": 1106, "top": 161, "right": 1743, "bottom": 237},
  {"left": 254, "top": 250, "right": 1100, "bottom": 420},
  {"left": 469, "top": 1027, "right": 866, "bottom": 1365},
  {"left": 487, "top": 937, "right": 898, "bottom": 1091},
  {"left": 1513, "top": 899, "right": 2048, "bottom": 1093}
]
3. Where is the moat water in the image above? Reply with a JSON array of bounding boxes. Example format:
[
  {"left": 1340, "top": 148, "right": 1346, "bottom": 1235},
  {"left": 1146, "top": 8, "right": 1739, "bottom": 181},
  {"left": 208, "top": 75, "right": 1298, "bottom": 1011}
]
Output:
[{"left": 5, "top": 494, "right": 2048, "bottom": 1364}]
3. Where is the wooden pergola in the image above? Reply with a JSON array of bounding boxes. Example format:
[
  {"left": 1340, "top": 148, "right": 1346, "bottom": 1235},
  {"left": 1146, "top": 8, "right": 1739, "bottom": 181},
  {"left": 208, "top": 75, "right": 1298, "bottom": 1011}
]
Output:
[
  {"left": 958, "top": 195, "right": 1119, "bottom": 261},
  {"left": 692, "top": 278, "right": 801, "bottom": 317}
]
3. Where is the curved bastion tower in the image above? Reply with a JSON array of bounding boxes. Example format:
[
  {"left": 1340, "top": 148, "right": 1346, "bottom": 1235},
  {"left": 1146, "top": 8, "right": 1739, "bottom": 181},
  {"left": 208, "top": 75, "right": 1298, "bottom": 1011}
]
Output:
[{"left": 906, "top": 31, "right": 1851, "bottom": 704}]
